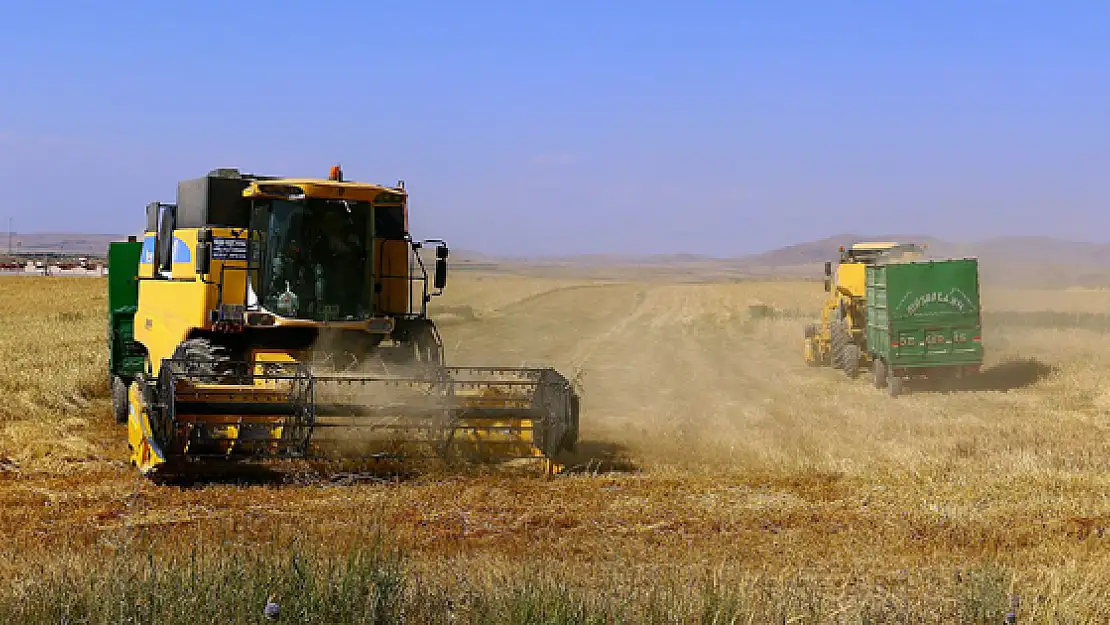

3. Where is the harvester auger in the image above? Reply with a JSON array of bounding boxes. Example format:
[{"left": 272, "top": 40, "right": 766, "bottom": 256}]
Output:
[{"left": 107, "top": 166, "right": 580, "bottom": 481}]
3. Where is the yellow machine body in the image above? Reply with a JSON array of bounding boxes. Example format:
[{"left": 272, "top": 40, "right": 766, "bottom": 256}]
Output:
[
  {"left": 116, "top": 167, "right": 580, "bottom": 480},
  {"left": 803, "top": 241, "right": 926, "bottom": 376}
]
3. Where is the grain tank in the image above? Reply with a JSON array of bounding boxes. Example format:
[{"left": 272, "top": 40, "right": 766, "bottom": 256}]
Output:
[{"left": 864, "top": 256, "right": 984, "bottom": 396}]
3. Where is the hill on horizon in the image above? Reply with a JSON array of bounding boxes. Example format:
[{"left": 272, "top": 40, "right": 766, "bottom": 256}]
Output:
[
  {"left": 730, "top": 234, "right": 1110, "bottom": 288},
  {"left": 10, "top": 231, "right": 1110, "bottom": 287}
]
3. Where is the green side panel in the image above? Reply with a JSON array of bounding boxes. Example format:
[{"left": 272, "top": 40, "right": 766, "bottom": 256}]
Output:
[
  {"left": 866, "top": 258, "right": 983, "bottom": 369},
  {"left": 865, "top": 270, "right": 889, "bottom": 361},
  {"left": 108, "top": 241, "right": 142, "bottom": 311},
  {"left": 107, "top": 240, "right": 145, "bottom": 380}
]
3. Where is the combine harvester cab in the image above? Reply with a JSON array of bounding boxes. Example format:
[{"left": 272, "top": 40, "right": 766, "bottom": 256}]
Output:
[{"left": 107, "top": 166, "right": 580, "bottom": 481}]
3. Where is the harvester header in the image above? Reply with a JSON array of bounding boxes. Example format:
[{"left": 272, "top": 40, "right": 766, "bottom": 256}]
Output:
[{"left": 107, "top": 166, "right": 580, "bottom": 480}]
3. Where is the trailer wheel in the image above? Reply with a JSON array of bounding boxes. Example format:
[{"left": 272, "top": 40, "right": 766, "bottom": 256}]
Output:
[
  {"left": 887, "top": 372, "right": 904, "bottom": 398},
  {"left": 111, "top": 375, "right": 129, "bottom": 424},
  {"left": 872, "top": 359, "right": 887, "bottom": 389},
  {"left": 842, "top": 343, "right": 861, "bottom": 379}
]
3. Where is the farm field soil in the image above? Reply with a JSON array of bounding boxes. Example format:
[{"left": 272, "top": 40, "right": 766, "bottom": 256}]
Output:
[{"left": 4, "top": 273, "right": 1110, "bottom": 621}]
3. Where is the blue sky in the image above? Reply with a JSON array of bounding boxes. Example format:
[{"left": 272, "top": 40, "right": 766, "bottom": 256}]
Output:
[{"left": 1, "top": 1, "right": 1107, "bottom": 256}]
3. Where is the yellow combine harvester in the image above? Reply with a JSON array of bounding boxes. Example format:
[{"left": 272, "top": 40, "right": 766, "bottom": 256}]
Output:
[
  {"left": 803, "top": 241, "right": 926, "bottom": 375},
  {"left": 106, "top": 166, "right": 580, "bottom": 480}
]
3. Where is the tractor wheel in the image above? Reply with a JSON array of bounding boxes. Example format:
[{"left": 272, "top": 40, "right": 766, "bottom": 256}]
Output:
[
  {"left": 842, "top": 343, "right": 861, "bottom": 379},
  {"left": 872, "top": 358, "right": 887, "bottom": 389},
  {"left": 111, "top": 375, "right": 129, "bottom": 424}
]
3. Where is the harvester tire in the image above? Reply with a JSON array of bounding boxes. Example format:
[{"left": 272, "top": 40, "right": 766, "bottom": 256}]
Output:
[
  {"left": 842, "top": 343, "right": 861, "bottom": 379},
  {"left": 412, "top": 322, "right": 443, "bottom": 366},
  {"left": 872, "top": 359, "right": 887, "bottom": 389},
  {"left": 390, "top": 319, "right": 444, "bottom": 368},
  {"left": 803, "top": 324, "right": 822, "bottom": 366},
  {"left": 803, "top": 337, "right": 819, "bottom": 366},
  {"left": 111, "top": 375, "right": 128, "bottom": 424},
  {"left": 830, "top": 321, "right": 847, "bottom": 369}
]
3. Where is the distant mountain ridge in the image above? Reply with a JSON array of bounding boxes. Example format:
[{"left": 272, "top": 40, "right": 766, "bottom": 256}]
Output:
[
  {"left": 729, "top": 234, "right": 1110, "bottom": 288},
  {"left": 455, "top": 233, "right": 1110, "bottom": 273},
  {"left": 733, "top": 234, "right": 1110, "bottom": 270},
  {"left": 12, "top": 232, "right": 1110, "bottom": 288}
]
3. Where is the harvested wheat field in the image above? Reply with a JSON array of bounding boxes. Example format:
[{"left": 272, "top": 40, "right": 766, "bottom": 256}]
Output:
[{"left": 4, "top": 270, "right": 1110, "bottom": 623}]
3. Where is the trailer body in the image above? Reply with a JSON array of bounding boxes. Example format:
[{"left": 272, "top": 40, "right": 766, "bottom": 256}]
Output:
[{"left": 865, "top": 257, "right": 983, "bottom": 394}]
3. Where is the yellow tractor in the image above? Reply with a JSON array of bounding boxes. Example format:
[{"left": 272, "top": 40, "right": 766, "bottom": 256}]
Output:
[
  {"left": 106, "top": 166, "right": 580, "bottom": 480},
  {"left": 803, "top": 241, "right": 926, "bottom": 377}
]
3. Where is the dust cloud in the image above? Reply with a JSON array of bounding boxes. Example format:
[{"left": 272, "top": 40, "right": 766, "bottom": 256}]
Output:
[
  {"left": 253, "top": 268, "right": 1085, "bottom": 478},
  {"left": 293, "top": 332, "right": 451, "bottom": 467},
  {"left": 432, "top": 276, "right": 829, "bottom": 473},
  {"left": 427, "top": 269, "right": 1080, "bottom": 477},
  {"left": 299, "top": 326, "right": 565, "bottom": 472}
]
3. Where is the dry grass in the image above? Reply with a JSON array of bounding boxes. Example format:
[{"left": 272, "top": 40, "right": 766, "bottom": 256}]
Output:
[{"left": 5, "top": 270, "right": 1110, "bottom": 621}]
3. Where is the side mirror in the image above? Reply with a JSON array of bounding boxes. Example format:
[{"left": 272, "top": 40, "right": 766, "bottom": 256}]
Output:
[
  {"left": 433, "top": 244, "right": 449, "bottom": 290},
  {"left": 195, "top": 242, "right": 211, "bottom": 276},
  {"left": 434, "top": 258, "right": 447, "bottom": 290},
  {"left": 824, "top": 261, "right": 832, "bottom": 277},
  {"left": 435, "top": 257, "right": 448, "bottom": 290}
]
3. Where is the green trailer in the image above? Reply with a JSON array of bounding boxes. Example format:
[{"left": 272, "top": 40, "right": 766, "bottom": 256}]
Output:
[
  {"left": 107, "top": 236, "right": 145, "bottom": 423},
  {"left": 864, "top": 257, "right": 983, "bottom": 397}
]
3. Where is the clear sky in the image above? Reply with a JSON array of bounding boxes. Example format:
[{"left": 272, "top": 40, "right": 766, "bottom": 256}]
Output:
[{"left": 1, "top": 1, "right": 1107, "bottom": 257}]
